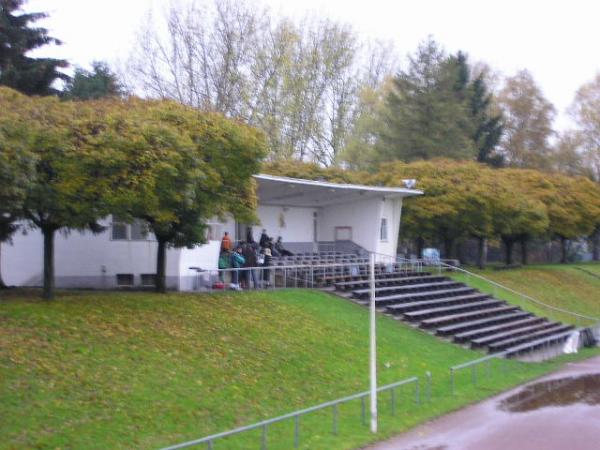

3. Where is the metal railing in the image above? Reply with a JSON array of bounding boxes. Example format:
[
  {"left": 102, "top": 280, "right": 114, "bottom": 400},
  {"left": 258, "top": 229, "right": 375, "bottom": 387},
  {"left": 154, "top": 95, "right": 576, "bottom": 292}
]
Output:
[
  {"left": 417, "top": 260, "right": 600, "bottom": 327},
  {"left": 187, "top": 257, "right": 422, "bottom": 293},
  {"left": 449, "top": 328, "right": 581, "bottom": 394},
  {"left": 160, "top": 376, "right": 421, "bottom": 450}
]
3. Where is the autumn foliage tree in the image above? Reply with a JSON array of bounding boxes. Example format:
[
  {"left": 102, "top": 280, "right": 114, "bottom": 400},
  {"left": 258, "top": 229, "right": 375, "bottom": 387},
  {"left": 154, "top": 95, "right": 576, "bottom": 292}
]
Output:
[
  {"left": 0, "top": 88, "right": 35, "bottom": 287},
  {"left": 100, "top": 99, "right": 268, "bottom": 293}
]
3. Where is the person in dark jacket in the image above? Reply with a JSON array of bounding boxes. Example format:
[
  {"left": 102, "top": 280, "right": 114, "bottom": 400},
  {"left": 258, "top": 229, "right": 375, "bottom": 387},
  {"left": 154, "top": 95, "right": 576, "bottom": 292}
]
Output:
[
  {"left": 246, "top": 227, "right": 255, "bottom": 245},
  {"left": 259, "top": 229, "right": 270, "bottom": 249},
  {"left": 262, "top": 247, "right": 272, "bottom": 287},
  {"left": 274, "top": 237, "right": 293, "bottom": 256},
  {"left": 230, "top": 246, "right": 245, "bottom": 290},
  {"left": 242, "top": 242, "right": 258, "bottom": 288}
]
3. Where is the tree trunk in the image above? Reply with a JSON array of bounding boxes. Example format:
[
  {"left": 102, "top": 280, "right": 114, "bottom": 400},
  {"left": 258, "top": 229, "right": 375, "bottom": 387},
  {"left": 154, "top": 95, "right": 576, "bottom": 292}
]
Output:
[
  {"left": 477, "top": 237, "right": 487, "bottom": 270},
  {"left": 156, "top": 238, "right": 167, "bottom": 293},
  {"left": 0, "top": 242, "right": 6, "bottom": 289},
  {"left": 592, "top": 227, "right": 600, "bottom": 262},
  {"left": 416, "top": 236, "right": 425, "bottom": 259},
  {"left": 520, "top": 238, "right": 528, "bottom": 265},
  {"left": 42, "top": 228, "right": 55, "bottom": 300},
  {"left": 456, "top": 241, "right": 465, "bottom": 265},
  {"left": 443, "top": 238, "right": 454, "bottom": 259},
  {"left": 503, "top": 238, "right": 514, "bottom": 266},
  {"left": 560, "top": 236, "right": 568, "bottom": 264}
]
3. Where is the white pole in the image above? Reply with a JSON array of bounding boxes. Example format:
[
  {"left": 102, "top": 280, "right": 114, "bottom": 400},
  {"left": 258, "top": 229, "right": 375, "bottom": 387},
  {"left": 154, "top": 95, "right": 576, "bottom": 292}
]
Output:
[{"left": 369, "top": 252, "right": 378, "bottom": 433}]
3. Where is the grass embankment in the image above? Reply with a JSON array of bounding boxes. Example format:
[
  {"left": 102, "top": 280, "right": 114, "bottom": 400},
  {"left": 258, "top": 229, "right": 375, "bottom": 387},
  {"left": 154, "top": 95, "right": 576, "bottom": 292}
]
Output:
[
  {"left": 1, "top": 288, "right": 597, "bottom": 450},
  {"left": 451, "top": 263, "right": 600, "bottom": 325}
]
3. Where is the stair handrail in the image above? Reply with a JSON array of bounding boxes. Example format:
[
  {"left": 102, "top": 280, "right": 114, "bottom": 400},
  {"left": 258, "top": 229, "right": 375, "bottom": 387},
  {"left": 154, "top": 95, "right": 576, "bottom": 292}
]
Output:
[{"left": 435, "top": 261, "right": 599, "bottom": 324}]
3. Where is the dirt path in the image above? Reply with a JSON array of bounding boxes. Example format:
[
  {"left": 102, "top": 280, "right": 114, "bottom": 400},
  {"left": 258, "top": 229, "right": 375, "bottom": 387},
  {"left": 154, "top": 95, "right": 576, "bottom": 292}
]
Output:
[{"left": 364, "top": 355, "right": 600, "bottom": 450}]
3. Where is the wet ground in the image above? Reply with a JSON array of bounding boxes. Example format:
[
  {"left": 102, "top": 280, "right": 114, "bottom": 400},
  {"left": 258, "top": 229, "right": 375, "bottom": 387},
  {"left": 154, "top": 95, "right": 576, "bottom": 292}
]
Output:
[{"left": 365, "top": 355, "right": 600, "bottom": 450}]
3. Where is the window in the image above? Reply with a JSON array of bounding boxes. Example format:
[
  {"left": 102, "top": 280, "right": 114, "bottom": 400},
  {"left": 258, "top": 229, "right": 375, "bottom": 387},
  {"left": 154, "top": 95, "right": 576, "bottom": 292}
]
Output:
[
  {"left": 131, "top": 220, "right": 149, "bottom": 240},
  {"left": 111, "top": 217, "right": 152, "bottom": 241},
  {"left": 334, "top": 226, "right": 352, "bottom": 241},
  {"left": 140, "top": 274, "right": 156, "bottom": 286},
  {"left": 111, "top": 217, "right": 128, "bottom": 240},
  {"left": 116, "top": 274, "right": 134, "bottom": 286},
  {"left": 380, "top": 218, "right": 388, "bottom": 242}
]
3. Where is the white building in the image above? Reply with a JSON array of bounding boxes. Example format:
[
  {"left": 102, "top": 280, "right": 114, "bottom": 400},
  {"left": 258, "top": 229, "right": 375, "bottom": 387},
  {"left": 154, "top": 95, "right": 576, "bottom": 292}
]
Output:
[{"left": 2, "top": 174, "right": 421, "bottom": 290}]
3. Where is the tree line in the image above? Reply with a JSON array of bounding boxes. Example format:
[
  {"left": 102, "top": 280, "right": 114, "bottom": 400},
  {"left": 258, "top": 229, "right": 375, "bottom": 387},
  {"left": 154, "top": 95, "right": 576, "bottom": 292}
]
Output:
[
  {"left": 2, "top": 0, "right": 600, "bottom": 299},
  {"left": 263, "top": 160, "right": 600, "bottom": 267},
  {"left": 123, "top": 1, "right": 600, "bottom": 181},
  {"left": 0, "top": 87, "right": 267, "bottom": 297}
]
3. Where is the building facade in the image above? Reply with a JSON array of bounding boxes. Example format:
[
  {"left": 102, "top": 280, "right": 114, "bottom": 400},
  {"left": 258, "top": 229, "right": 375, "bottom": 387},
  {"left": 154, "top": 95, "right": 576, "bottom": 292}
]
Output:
[{"left": 2, "top": 174, "right": 421, "bottom": 290}]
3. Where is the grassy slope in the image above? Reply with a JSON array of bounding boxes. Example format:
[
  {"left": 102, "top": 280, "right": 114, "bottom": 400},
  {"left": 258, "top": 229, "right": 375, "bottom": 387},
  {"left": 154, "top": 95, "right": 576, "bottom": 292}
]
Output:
[
  {"left": 452, "top": 263, "right": 600, "bottom": 325},
  {"left": 1, "top": 288, "right": 597, "bottom": 450}
]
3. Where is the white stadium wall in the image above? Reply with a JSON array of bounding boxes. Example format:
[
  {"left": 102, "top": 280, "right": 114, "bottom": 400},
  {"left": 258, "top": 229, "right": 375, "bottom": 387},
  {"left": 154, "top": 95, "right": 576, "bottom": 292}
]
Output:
[
  {"left": 3, "top": 218, "right": 181, "bottom": 289},
  {"left": 376, "top": 198, "right": 403, "bottom": 257},
  {"left": 252, "top": 205, "right": 317, "bottom": 243},
  {"left": 317, "top": 197, "right": 382, "bottom": 253}
]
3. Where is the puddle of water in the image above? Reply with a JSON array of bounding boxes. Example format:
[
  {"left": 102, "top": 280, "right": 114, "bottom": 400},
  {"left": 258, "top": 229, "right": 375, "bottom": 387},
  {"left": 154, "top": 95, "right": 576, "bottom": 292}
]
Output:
[{"left": 499, "top": 374, "right": 600, "bottom": 412}]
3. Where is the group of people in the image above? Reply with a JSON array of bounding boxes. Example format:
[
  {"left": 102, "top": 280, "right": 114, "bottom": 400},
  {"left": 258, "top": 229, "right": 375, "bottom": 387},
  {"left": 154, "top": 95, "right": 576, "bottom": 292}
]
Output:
[{"left": 217, "top": 228, "right": 294, "bottom": 290}]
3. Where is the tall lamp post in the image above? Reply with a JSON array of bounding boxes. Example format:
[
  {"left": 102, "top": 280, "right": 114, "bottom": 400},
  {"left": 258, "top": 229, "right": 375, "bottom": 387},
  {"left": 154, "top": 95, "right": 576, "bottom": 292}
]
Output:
[{"left": 369, "top": 252, "right": 378, "bottom": 433}]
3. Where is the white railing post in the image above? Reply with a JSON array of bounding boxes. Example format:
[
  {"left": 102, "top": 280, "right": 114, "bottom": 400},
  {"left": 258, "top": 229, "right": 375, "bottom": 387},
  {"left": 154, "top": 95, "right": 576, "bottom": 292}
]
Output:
[{"left": 369, "top": 252, "right": 378, "bottom": 433}]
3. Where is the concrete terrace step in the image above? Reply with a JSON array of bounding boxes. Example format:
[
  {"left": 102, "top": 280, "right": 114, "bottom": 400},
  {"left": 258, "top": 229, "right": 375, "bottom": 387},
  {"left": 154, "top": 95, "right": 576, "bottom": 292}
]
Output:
[
  {"left": 403, "top": 299, "right": 505, "bottom": 322},
  {"left": 386, "top": 293, "right": 490, "bottom": 314},
  {"left": 437, "top": 311, "right": 532, "bottom": 336},
  {"left": 374, "top": 286, "right": 476, "bottom": 305},
  {"left": 335, "top": 275, "right": 444, "bottom": 291},
  {"left": 420, "top": 305, "right": 520, "bottom": 329},
  {"left": 470, "top": 321, "right": 556, "bottom": 348},
  {"left": 487, "top": 324, "right": 574, "bottom": 352},
  {"left": 452, "top": 316, "right": 542, "bottom": 342},
  {"left": 318, "top": 271, "right": 425, "bottom": 283},
  {"left": 505, "top": 330, "right": 574, "bottom": 357},
  {"left": 351, "top": 280, "right": 460, "bottom": 299}
]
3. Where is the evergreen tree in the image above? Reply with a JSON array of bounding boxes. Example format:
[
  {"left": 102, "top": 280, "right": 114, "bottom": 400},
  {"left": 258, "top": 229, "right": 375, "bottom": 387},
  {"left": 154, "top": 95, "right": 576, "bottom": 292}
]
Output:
[
  {"left": 63, "top": 61, "right": 124, "bottom": 100},
  {"left": 0, "top": 0, "right": 68, "bottom": 95},
  {"left": 377, "top": 38, "right": 476, "bottom": 162},
  {"left": 447, "top": 52, "right": 504, "bottom": 166}
]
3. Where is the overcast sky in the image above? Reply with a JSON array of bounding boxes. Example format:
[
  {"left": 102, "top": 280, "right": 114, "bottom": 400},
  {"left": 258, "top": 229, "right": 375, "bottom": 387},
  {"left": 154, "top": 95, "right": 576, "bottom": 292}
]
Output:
[{"left": 26, "top": 0, "right": 600, "bottom": 130}]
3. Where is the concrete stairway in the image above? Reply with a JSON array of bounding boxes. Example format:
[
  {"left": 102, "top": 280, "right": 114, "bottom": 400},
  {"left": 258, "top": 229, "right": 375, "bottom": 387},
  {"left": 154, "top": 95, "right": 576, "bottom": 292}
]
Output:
[{"left": 333, "top": 270, "right": 574, "bottom": 356}]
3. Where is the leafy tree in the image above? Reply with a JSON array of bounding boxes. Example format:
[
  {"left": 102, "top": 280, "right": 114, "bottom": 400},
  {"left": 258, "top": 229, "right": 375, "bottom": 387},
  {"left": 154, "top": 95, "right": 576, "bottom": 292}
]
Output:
[
  {"left": 0, "top": 87, "right": 35, "bottom": 287},
  {"left": 62, "top": 61, "right": 124, "bottom": 100},
  {"left": 505, "top": 169, "right": 600, "bottom": 263},
  {"left": 106, "top": 99, "right": 268, "bottom": 292},
  {"left": 372, "top": 160, "right": 496, "bottom": 264},
  {"left": 377, "top": 38, "right": 476, "bottom": 163},
  {"left": 0, "top": 88, "right": 115, "bottom": 298},
  {"left": 497, "top": 70, "right": 556, "bottom": 170},
  {"left": 0, "top": 0, "right": 68, "bottom": 95}
]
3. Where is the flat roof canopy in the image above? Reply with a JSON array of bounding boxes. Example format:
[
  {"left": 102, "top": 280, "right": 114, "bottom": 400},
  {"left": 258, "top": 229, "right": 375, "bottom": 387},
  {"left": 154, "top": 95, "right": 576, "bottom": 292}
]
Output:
[{"left": 255, "top": 174, "right": 423, "bottom": 208}]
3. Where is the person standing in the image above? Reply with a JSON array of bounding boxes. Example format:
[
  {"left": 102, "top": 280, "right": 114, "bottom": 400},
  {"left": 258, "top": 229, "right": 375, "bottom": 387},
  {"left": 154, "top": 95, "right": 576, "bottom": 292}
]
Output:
[
  {"left": 262, "top": 247, "right": 272, "bottom": 287},
  {"left": 230, "top": 246, "right": 245, "bottom": 290},
  {"left": 242, "top": 242, "right": 258, "bottom": 288},
  {"left": 259, "top": 229, "right": 269, "bottom": 249},
  {"left": 221, "top": 231, "right": 232, "bottom": 252},
  {"left": 246, "top": 227, "right": 255, "bottom": 245}
]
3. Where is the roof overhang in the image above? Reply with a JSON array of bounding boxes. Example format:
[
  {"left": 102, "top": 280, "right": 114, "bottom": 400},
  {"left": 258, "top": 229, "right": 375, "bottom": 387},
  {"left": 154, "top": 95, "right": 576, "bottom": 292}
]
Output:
[{"left": 254, "top": 174, "right": 423, "bottom": 208}]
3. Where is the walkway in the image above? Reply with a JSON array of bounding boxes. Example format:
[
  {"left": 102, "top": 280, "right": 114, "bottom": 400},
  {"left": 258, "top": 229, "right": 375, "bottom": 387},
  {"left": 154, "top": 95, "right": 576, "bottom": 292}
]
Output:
[{"left": 365, "top": 355, "right": 600, "bottom": 450}]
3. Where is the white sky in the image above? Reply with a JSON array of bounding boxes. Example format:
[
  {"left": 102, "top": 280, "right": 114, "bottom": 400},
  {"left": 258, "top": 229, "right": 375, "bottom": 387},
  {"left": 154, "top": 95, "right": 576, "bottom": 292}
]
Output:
[{"left": 25, "top": 0, "right": 600, "bottom": 130}]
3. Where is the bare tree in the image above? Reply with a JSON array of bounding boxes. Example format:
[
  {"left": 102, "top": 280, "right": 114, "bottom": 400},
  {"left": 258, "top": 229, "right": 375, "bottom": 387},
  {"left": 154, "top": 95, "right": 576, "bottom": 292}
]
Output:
[
  {"left": 568, "top": 73, "right": 600, "bottom": 182},
  {"left": 125, "top": 0, "right": 395, "bottom": 165},
  {"left": 496, "top": 70, "right": 556, "bottom": 169}
]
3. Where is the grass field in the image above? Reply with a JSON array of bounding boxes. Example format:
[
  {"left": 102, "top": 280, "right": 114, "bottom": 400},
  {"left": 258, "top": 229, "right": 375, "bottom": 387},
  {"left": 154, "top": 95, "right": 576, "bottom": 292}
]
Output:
[
  {"left": 451, "top": 262, "right": 600, "bottom": 325},
  {"left": 2, "top": 285, "right": 598, "bottom": 450}
]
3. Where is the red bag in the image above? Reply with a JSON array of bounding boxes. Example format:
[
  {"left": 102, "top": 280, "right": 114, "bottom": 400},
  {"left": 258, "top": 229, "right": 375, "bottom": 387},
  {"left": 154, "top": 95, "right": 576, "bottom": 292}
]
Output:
[{"left": 212, "top": 281, "right": 225, "bottom": 290}]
